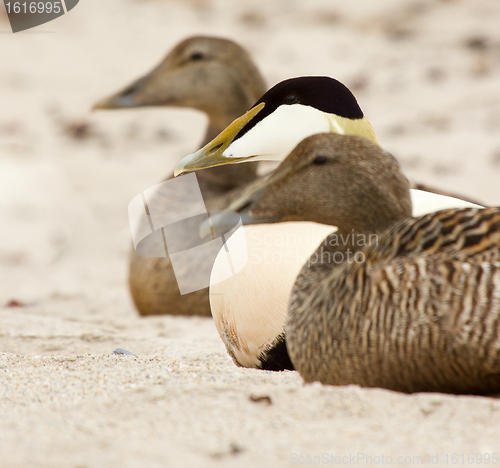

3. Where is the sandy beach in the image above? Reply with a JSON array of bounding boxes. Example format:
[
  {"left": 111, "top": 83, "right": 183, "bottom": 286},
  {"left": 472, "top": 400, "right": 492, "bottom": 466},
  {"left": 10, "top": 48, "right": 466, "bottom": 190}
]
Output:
[{"left": 1, "top": 0, "right": 500, "bottom": 466}]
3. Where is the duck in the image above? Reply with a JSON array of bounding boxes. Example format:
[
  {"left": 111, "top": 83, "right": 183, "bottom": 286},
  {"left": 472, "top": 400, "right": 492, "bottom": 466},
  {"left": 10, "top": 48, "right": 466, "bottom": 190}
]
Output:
[
  {"left": 94, "top": 36, "right": 267, "bottom": 316},
  {"left": 175, "top": 76, "right": 483, "bottom": 370},
  {"left": 246, "top": 133, "right": 500, "bottom": 395}
]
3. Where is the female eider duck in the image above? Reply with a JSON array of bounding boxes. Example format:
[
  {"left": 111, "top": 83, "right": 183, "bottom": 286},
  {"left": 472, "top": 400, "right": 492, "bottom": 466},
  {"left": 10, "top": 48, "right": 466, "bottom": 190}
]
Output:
[
  {"left": 94, "top": 36, "right": 267, "bottom": 317},
  {"left": 175, "top": 76, "right": 482, "bottom": 371},
  {"left": 247, "top": 133, "right": 499, "bottom": 395}
]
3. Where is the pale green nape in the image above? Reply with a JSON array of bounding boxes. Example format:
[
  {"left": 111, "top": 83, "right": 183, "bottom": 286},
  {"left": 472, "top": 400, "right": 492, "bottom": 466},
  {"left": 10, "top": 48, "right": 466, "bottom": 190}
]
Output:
[{"left": 328, "top": 115, "right": 381, "bottom": 147}]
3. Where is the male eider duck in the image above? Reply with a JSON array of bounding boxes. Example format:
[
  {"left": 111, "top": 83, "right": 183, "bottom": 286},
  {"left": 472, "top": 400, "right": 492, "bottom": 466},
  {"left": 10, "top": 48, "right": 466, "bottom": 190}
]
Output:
[
  {"left": 175, "top": 76, "right": 482, "bottom": 371},
  {"left": 94, "top": 36, "right": 267, "bottom": 317},
  {"left": 248, "top": 133, "right": 499, "bottom": 395}
]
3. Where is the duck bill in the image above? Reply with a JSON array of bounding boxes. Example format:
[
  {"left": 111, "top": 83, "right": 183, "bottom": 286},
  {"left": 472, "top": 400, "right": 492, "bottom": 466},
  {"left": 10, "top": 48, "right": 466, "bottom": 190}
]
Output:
[
  {"left": 93, "top": 76, "right": 148, "bottom": 110},
  {"left": 200, "top": 209, "right": 282, "bottom": 239},
  {"left": 93, "top": 94, "right": 134, "bottom": 110},
  {"left": 174, "top": 102, "right": 265, "bottom": 177},
  {"left": 198, "top": 174, "right": 282, "bottom": 238}
]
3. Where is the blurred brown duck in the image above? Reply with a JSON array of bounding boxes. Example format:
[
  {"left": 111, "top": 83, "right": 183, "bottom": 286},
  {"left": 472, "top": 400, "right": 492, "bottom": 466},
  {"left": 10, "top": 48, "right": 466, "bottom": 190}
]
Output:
[
  {"left": 94, "top": 36, "right": 266, "bottom": 316},
  {"left": 247, "top": 133, "right": 500, "bottom": 395}
]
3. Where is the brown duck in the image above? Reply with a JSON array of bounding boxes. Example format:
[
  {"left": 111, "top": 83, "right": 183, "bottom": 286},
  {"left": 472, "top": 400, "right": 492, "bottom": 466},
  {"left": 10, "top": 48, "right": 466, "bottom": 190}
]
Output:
[
  {"left": 94, "top": 36, "right": 266, "bottom": 316},
  {"left": 248, "top": 133, "right": 500, "bottom": 394}
]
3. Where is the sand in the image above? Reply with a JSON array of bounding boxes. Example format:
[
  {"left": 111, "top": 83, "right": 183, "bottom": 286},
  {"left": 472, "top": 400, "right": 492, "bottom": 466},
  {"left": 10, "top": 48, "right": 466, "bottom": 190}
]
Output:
[{"left": 1, "top": 0, "right": 500, "bottom": 466}]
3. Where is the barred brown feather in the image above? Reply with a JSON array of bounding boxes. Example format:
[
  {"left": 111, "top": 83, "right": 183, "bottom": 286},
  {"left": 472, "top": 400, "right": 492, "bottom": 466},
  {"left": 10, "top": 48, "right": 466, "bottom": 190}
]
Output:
[{"left": 287, "top": 207, "right": 500, "bottom": 394}]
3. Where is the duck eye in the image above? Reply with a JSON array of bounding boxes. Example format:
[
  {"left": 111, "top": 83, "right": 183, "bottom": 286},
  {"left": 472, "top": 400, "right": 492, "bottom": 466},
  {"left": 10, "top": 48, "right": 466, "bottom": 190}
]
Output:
[
  {"left": 284, "top": 95, "right": 298, "bottom": 105},
  {"left": 313, "top": 156, "right": 327, "bottom": 165},
  {"left": 190, "top": 52, "right": 204, "bottom": 61}
]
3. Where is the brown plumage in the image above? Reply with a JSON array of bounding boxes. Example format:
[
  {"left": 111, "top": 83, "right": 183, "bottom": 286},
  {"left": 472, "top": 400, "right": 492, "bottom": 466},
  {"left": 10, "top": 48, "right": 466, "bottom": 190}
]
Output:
[
  {"left": 94, "top": 36, "right": 266, "bottom": 316},
  {"left": 249, "top": 133, "right": 500, "bottom": 394}
]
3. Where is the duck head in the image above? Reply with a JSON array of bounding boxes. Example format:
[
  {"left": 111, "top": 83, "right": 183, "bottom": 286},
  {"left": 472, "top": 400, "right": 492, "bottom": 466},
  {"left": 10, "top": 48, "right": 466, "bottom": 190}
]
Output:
[
  {"left": 93, "top": 36, "right": 266, "bottom": 128},
  {"left": 174, "top": 76, "right": 380, "bottom": 176},
  {"left": 246, "top": 133, "right": 412, "bottom": 234}
]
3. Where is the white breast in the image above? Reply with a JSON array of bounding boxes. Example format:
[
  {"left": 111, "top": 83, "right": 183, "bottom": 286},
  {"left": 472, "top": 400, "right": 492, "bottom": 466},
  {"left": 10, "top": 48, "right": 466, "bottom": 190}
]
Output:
[{"left": 209, "top": 222, "right": 334, "bottom": 367}]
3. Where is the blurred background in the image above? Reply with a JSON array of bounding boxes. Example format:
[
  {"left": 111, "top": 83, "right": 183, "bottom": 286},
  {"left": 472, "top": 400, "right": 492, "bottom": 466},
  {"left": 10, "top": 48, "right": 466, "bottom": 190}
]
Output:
[{"left": 0, "top": 0, "right": 499, "bottom": 336}]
